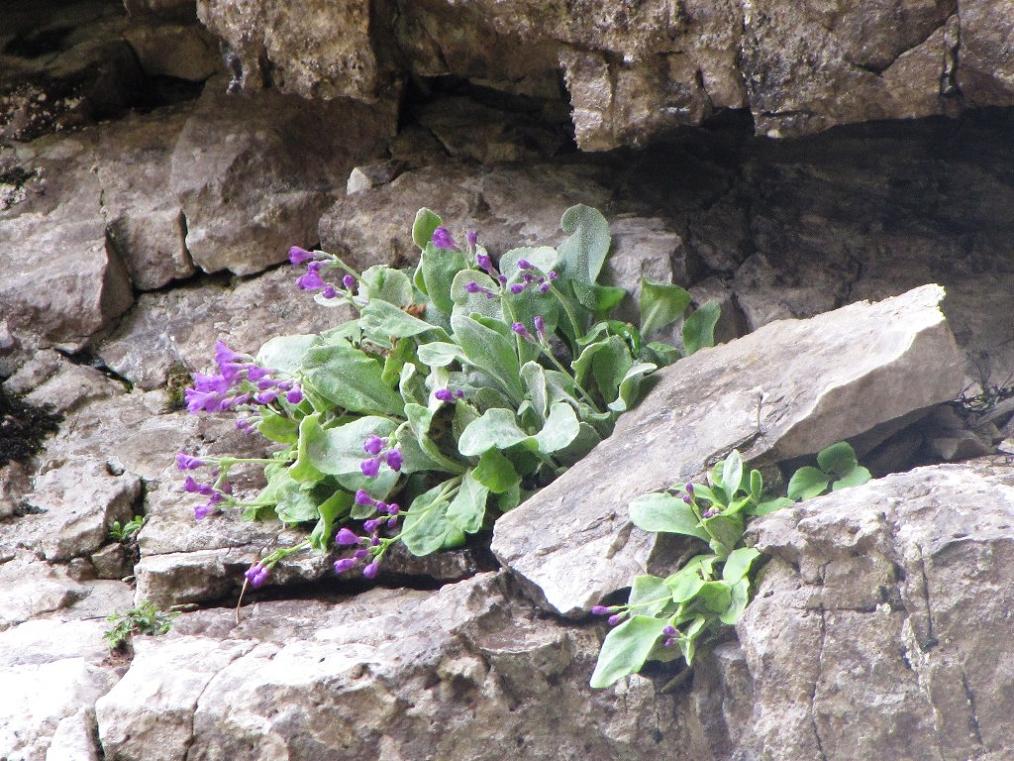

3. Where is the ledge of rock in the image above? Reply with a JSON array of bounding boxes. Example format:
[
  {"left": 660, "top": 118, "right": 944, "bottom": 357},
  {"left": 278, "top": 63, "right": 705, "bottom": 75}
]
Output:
[
  {"left": 193, "top": 0, "right": 1014, "bottom": 147},
  {"left": 492, "top": 284, "right": 966, "bottom": 618}
]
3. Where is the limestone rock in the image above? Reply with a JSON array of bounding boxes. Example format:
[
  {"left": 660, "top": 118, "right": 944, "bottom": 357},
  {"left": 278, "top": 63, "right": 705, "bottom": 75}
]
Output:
[
  {"left": 170, "top": 77, "right": 396, "bottom": 275},
  {"left": 12, "top": 460, "right": 142, "bottom": 562},
  {"left": 319, "top": 161, "right": 612, "bottom": 272},
  {"left": 492, "top": 285, "right": 966, "bottom": 617},
  {"left": 195, "top": 0, "right": 384, "bottom": 101},
  {"left": 24, "top": 362, "right": 124, "bottom": 415},
  {"left": 735, "top": 460, "right": 1014, "bottom": 760},
  {"left": 96, "top": 574, "right": 692, "bottom": 761},
  {"left": 0, "top": 614, "right": 124, "bottom": 761},
  {"left": 122, "top": 21, "right": 220, "bottom": 82},
  {"left": 0, "top": 554, "right": 87, "bottom": 631},
  {"left": 96, "top": 266, "right": 356, "bottom": 390},
  {"left": 958, "top": 0, "right": 1014, "bottom": 106}
]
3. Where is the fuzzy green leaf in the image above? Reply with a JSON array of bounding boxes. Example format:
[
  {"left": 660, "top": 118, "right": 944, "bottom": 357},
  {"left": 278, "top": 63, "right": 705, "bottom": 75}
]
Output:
[
  {"left": 412, "top": 208, "right": 442, "bottom": 250},
  {"left": 722, "top": 547, "right": 761, "bottom": 584},
  {"left": 590, "top": 615, "right": 667, "bottom": 689},
  {"left": 457, "top": 408, "right": 528, "bottom": 457},
  {"left": 302, "top": 344, "right": 404, "bottom": 417},
  {"left": 787, "top": 466, "right": 830, "bottom": 501},
  {"left": 472, "top": 449, "right": 520, "bottom": 494},
  {"left": 639, "top": 279, "right": 691, "bottom": 338},
  {"left": 682, "top": 300, "right": 721, "bottom": 355},
  {"left": 817, "top": 441, "right": 858, "bottom": 477},
  {"left": 256, "top": 334, "right": 318, "bottom": 375},
  {"left": 629, "top": 493, "right": 709, "bottom": 541},
  {"left": 445, "top": 470, "right": 489, "bottom": 534}
]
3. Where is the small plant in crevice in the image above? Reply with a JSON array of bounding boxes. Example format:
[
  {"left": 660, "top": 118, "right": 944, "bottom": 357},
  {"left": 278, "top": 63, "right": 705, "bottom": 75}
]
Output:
[
  {"left": 589, "top": 442, "right": 870, "bottom": 689},
  {"left": 104, "top": 601, "right": 178, "bottom": 651},
  {"left": 174, "top": 205, "right": 721, "bottom": 591},
  {"left": 109, "top": 515, "right": 146, "bottom": 543}
]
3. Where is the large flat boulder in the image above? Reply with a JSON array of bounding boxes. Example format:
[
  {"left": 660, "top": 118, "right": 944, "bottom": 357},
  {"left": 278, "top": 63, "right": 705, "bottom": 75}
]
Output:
[
  {"left": 96, "top": 573, "right": 691, "bottom": 761},
  {"left": 491, "top": 284, "right": 966, "bottom": 617},
  {"left": 726, "top": 459, "right": 1014, "bottom": 760}
]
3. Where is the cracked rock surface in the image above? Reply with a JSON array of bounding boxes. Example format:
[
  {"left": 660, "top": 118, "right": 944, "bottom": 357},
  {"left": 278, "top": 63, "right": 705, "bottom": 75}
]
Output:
[
  {"left": 731, "top": 459, "right": 1014, "bottom": 760},
  {"left": 1, "top": 2, "right": 1012, "bottom": 759}
]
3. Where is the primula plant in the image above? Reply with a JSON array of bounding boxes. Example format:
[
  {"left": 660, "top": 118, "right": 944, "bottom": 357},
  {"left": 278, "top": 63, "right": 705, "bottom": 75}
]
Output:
[
  {"left": 590, "top": 442, "right": 870, "bottom": 688},
  {"left": 176, "top": 205, "right": 721, "bottom": 589}
]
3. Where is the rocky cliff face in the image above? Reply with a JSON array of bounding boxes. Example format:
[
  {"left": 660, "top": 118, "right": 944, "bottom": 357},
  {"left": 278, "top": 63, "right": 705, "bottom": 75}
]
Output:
[{"left": 1, "top": 2, "right": 1013, "bottom": 760}]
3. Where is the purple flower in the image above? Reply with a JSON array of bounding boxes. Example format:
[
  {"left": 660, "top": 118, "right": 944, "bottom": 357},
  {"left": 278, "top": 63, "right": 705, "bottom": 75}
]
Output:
[
  {"left": 322, "top": 285, "right": 338, "bottom": 299},
  {"left": 246, "top": 366, "right": 269, "bottom": 382},
  {"left": 336, "top": 528, "right": 360, "bottom": 546},
  {"left": 682, "top": 495, "right": 693, "bottom": 505},
  {"left": 193, "top": 503, "right": 214, "bottom": 520},
  {"left": 434, "top": 388, "right": 453, "bottom": 402},
  {"left": 245, "top": 564, "right": 269, "bottom": 589},
  {"left": 363, "top": 518, "right": 383, "bottom": 533},
  {"left": 342, "top": 274, "right": 357, "bottom": 291},
  {"left": 175, "top": 452, "right": 205, "bottom": 471},
  {"left": 355, "top": 489, "right": 375, "bottom": 506},
  {"left": 509, "top": 283, "right": 525, "bottom": 295},
  {"left": 465, "top": 281, "right": 481, "bottom": 294},
  {"left": 385, "top": 449, "right": 403, "bottom": 472},
  {"left": 255, "top": 390, "right": 279, "bottom": 405},
  {"left": 362, "top": 435, "right": 385, "bottom": 455},
  {"left": 307, "top": 261, "right": 323, "bottom": 272},
  {"left": 183, "top": 476, "right": 215, "bottom": 496},
  {"left": 538, "top": 282, "right": 551, "bottom": 294},
  {"left": 703, "top": 507, "right": 719, "bottom": 519},
  {"left": 662, "top": 625, "right": 678, "bottom": 637},
  {"left": 334, "top": 558, "right": 358, "bottom": 574},
  {"left": 533, "top": 315, "right": 545, "bottom": 338},
  {"left": 289, "top": 246, "right": 314, "bottom": 265},
  {"left": 517, "top": 259, "right": 532, "bottom": 270},
  {"left": 360, "top": 457, "right": 381, "bottom": 478},
  {"left": 296, "top": 269, "right": 325, "bottom": 291},
  {"left": 591, "top": 605, "right": 612, "bottom": 616},
  {"left": 511, "top": 322, "right": 533, "bottom": 341},
  {"left": 285, "top": 388, "right": 303, "bottom": 404},
  {"left": 607, "top": 613, "right": 625, "bottom": 626},
  {"left": 467, "top": 231, "right": 478, "bottom": 247},
  {"left": 685, "top": 483, "right": 695, "bottom": 496},
  {"left": 431, "top": 227, "right": 455, "bottom": 249},
  {"left": 363, "top": 562, "right": 380, "bottom": 580},
  {"left": 353, "top": 549, "right": 370, "bottom": 560},
  {"left": 548, "top": 270, "right": 559, "bottom": 281}
]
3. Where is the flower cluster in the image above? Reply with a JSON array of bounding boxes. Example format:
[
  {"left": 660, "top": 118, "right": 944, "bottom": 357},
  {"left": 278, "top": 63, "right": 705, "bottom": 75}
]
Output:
[
  {"left": 360, "top": 434, "right": 403, "bottom": 477},
  {"left": 290, "top": 246, "right": 357, "bottom": 299},
  {"left": 183, "top": 341, "right": 302, "bottom": 415},
  {"left": 175, "top": 452, "right": 230, "bottom": 520},
  {"left": 465, "top": 253, "right": 560, "bottom": 302},
  {"left": 434, "top": 387, "right": 465, "bottom": 403},
  {"left": 244, "top": 563, "right": 270, "bottom": 589}
]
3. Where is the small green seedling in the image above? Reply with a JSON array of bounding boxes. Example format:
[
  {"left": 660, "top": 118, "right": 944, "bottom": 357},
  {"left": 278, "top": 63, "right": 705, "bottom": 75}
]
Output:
[
  {"left": 104, "top": 601, "right": 177, "bottom": 650},
  {"left": 109, "top": 515, "right": 145, "bottom": 542}
]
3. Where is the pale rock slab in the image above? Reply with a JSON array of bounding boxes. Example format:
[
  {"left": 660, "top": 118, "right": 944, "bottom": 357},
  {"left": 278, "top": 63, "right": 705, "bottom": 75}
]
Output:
[
  {"left": 735, "top": 460, "right": 1014, "bottom": 760},
  {"left": 170, "top": 77, "right": 396, "bottom": 275},
  {"left": 96, "top": 574, "right": 692, "bottom": 761},
  {"left": 11, "top": 460, "right": 143, "bottom": 562},
  {"left": 492, "top": 285, "right": 966, "bottom": 617}
]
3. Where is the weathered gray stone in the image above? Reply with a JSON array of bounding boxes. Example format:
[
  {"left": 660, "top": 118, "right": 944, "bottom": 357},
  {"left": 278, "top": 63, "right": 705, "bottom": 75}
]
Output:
[
  {"left": 97, "top": 266, "right": 356, "bottom": 390},
  {"left": 735, "top": 460, "right": 1014, "bottom": 760},
  {"left": 0, "top": 612, "right": 124, "bottom": 761},
  {"left": 24, "top": 363, "right": 124, "bottom": 414},
  {"left": 195, "top": 0, "right": 384, "bottom": 101},
  {"left": 122, "top": 21, "right": 220, "bottom": 82},
  {"left": 320, "top": 161, "right": 612, "bottom": 271},
  {"left": 346, "top": 160, "right": 402, "bottom": 195},
  {"left": 91, "top": 542, "right": 131, "bottom": 580},
  {"left": 96, "top": 573, "right": 692, "bottom": 761},
  {"left": 96, "top": 108, "right": 195, "bottom": 290},
  {"left": 170, "top": 77, "right": 396, "bottom": 275},
  {"left": 492, "top": 285, "right": 966, "bottom": 617},
  {"left": 0, "top": 553, "right": 87, "bottom": 631},
  {"left": 13, "top": 460, "right": 142, "bottom": 562}
]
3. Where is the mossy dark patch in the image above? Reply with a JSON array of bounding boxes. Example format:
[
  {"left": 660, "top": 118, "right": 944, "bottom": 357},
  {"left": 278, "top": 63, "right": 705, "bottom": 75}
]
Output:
[
  {"left": 164, "top": 361, "right": 193, "bottom": 411},
  {"left": 0, "top": 386, "right": 62, "bottom": 467}
]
